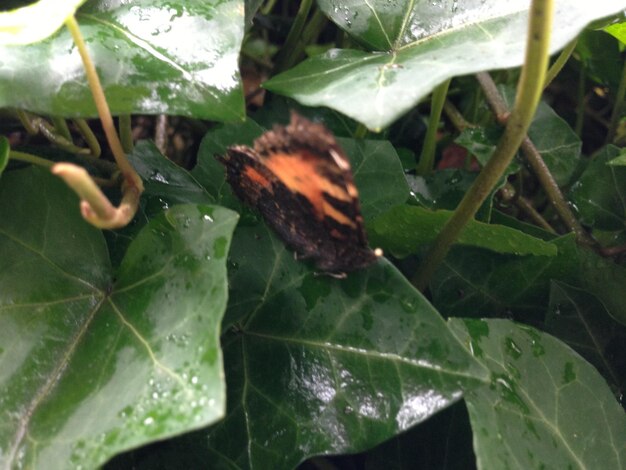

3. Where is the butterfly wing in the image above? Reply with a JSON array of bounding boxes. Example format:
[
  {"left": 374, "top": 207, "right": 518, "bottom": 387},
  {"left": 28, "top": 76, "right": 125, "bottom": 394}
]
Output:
[{"left": 218, "top": 113, "right": 378, "bottom": 273}]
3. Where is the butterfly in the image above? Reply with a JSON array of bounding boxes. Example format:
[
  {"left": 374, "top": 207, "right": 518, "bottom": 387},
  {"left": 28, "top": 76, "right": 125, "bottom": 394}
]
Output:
[{"left": 216, "top": 112, "right": 381, "bottom": 275}]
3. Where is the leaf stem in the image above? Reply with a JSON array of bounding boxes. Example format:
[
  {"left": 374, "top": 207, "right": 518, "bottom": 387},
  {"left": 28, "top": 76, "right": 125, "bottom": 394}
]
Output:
[
  {"left": 273, "top": 0, "right": 313, "bottom": 73},
  {"left": 443, "top": 100, "right": 475, "bottom": 132},
  {"left": 354, "top": 123, "right": 368, "bottom": 139},
  {"left": 413, "top": 0, "right": 555, "bottom": 292},
  {"left": 51, "top": 116, "right": 71, "bottom": 140},
  {"left": 118, "top": 114, "right": 133, "bottom": 153},
  {"left": 62, "top": 15, "right": 143, "bottom": 229},
  {"left": 574, "top": 66, "right": 585, "bottom": 136},
  {"left": 73, "top": 118, "right": 101, "bottom": 157},
  {"left": 477, "top": 72, "right": 595, "bottom": 246},
  {"left": 417, "top": 79, "right": 450, "bottom": 175},
  {"left": 606, "top": 57, "right": 626, "bottom": 144},
  {"left": 64, "top": 16, "right": 143, "bottom": 193},
  {"left": 15, "top": 110, "right": 91, "bottom": 155},
  {"left": 543, "top": 38, "right": 577, "bottom": 89},
  {"left": 10, "top": 150, "right": 54, "bottom": 168}
]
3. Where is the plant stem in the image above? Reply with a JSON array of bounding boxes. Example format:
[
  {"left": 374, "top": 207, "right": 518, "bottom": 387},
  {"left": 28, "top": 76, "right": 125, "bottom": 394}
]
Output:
[
  {"left": 64, "top": 16, "right": 143, "bottom": 192},
  {"left": 417, "top": 79, "right": 450, "bottom": 175},
  {"left": 273, "top": 0, "right": 313, "bottom": 73},
  {"left": 261, "top": 0, "right": 278, "bottom": 15},
  {"left": 413, "top": 0, "right": 555, "bottom": 292},
  {"left": 477, "top": 72, "right": 596, "bottom": 246},
  {"left": 500, "top": 182, "right": 556, "bottom": 233},
  {"left": 354, "top": 123, "right": 368, "bottom": 139},
  {"left": 118, "top": 114, "right": 133, "bottom": 153},
  {"left": 73, "top": 118, "right": 101, "bottom": 157},
  {"left": 543, "top": 38, "right": 577, "bottom": 89},
  {"left": 155, "top": 115, "right": 168, "bottom": 155},
  {"left": 51, "top": 116, "right": 71, "bottom": 140},
  {"left": 10, "top": 150, "right": 54, "bottom": 168},
  {"left": 606, "top": 57, "right": 626, "bottom": 144},
  {"left": 300, "top": 8, "right": 327, "bottom": 51},
  {"left": 520, "top": 135, "right": 595, "bottom": 244},
  {"left": 16, "top": 110, "right": 37, "bottom": 134},
  {"left": 443, "top": 100, "right": 474, "bottom": 132},
  {"left": 575, "top": 66, "right": 586, "bottom": 136}
]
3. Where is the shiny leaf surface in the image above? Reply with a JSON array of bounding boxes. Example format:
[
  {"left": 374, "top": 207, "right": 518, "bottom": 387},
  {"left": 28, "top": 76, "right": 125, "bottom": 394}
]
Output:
[
  {"left": 265, "top": 0, "right": 626, "bottom": 130},
  {"left": 451, "top": 318, "right": 626, "bottom": 469},
  {"left": 0, "top": 0, "right": 245, "bottom": 120},
  {"left": 569, "top": 145, "right": 626, "bottom": 231},
  {"left": 370, "top": 205, "right": 557, "bottom": 258},
  {"left": 207, "top": 224, "right": 489, "bottom": 468},
  {"left": 546, "top": 281, "right": 626, "bottom": 392},
  {"left": 432, "top": 235, "right": 626, "bottom": 326},
  {"left": 0, "top": 167, "right": 238, "bottom": 469}
]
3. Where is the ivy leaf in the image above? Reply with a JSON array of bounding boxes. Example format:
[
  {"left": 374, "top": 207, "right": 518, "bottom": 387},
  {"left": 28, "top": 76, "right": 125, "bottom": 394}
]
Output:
[
  {"left": 546, "top": 281, "right": 626, "bottom": 392},
  {"left": 0, "top": 167, "right": 238, "bottom": 469},
  {"left": 450, "top": 318, "right": 626, "bottom": 469},
  {"left": 0, "top": 0, "right": 245, "bottom": 121},
  {"left": 132, "top": 222, "right": 489, "bottom": 468},
  {"left": 265, "top": 0, "right": 626, "bottom": 130},
  {"left": 370, "top": 205, "right": 557, "bottom": 258},
  {"left": 569, "top": 145, "right": 626, "bottom": 231}
]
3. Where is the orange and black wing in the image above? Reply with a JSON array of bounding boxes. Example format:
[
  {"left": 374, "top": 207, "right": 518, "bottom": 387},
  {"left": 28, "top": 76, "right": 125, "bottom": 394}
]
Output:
[{"left": 217, "top": 113, "right": 378, "bottom": 273}]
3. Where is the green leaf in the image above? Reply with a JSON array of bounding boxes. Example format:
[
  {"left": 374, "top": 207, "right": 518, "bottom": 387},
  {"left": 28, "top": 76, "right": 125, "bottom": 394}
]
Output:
[
  {"left": 407, "top": 170, "right": 493, "bottom": 221},
  {"left": 450, "top": 318, "right": 626, "bottom": 469},
  {"left": 576, "top": 29, "right": 624, "bottom": 88},
  {"left": 499, "top": 86, "right": 582, "bottom": 186},
  {"left": 455, "top": 125, "right": 520, "bottom": 174},
  {"left": 431, "top": 237, "right": 577, "bottom": 319},
  {"left": 192, "top": 119, "right": 266, "bottom": 201},
  {"left": 0, "top": 0, "right": 86, "bottom": 45},
  {"left": 0, "top": 136, "right": 9, "bottom": 177},
  {"left": 206, "top": 224, "right": 489, "bottom": 468},
  {"left": 0, "top": 0, "right": 245, "bottom": 121},
  {"left": 264, "top": 0, "right": 626, "bottom": 130},
  {"left": 431, "top": 235, "right": 626, "bottom": 326},
  {"left": 607, "top": 149, "right": 626, "bottom": 166},
  {"left": 604, "top": 20, "right": 626, "bottom": 44},
  {"left": 520, "top": 103, "right": 582, "bottom": 187},
  {"left": 370, "top": 205, "right": 557, "bottom": 258},
  {"left": 569, "top": 145, "right": 626, "bottom": 231},
  {"left": 0, "top": 167, "right": 238, "bottom": 469},
  {"left": 108, "top": 140, "right": 214, "bottom": 268},
  {"left": 546, "top": 281, "right": 626, "bottom": 392}
]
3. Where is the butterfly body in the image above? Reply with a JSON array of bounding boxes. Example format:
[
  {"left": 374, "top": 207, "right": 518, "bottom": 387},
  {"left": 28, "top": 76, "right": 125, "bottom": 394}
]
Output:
[{"left": 217, "top": 113, "right": 379, "bottom": 274}]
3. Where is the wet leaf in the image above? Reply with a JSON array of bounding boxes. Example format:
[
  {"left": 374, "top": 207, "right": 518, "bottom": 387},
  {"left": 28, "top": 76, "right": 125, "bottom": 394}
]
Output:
[
  {"left": 569, "top": 145, "right": 626, "bottom": 231},
  {"left": 141, "top": 223, "right": 489, "bottom": 469},
  {"left": 546, "top": 281, "right": 626, "bottom": 392},
  {"left": 0, "top": 0, "right": 245, "bottom": 121},
  {"left": 431, "top": 235, "right": 626, "bottom": 326},
  {"left": 265, "top": 0, "right": 626, "bottom": 130},
  {"left": 370, "top": 205, "right": 557, "bottom": 258},
  {"left": 450, "top": 318, "right": 626, "bottom": 469},
  {"left": 0, "top": 167, "right": 238, "bottom": 469}
]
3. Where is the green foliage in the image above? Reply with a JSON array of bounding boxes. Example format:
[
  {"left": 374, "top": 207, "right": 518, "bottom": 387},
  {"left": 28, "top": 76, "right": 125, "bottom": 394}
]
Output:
[{"left": 1, "top": 1, "right": 626, "bottom": 470}]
